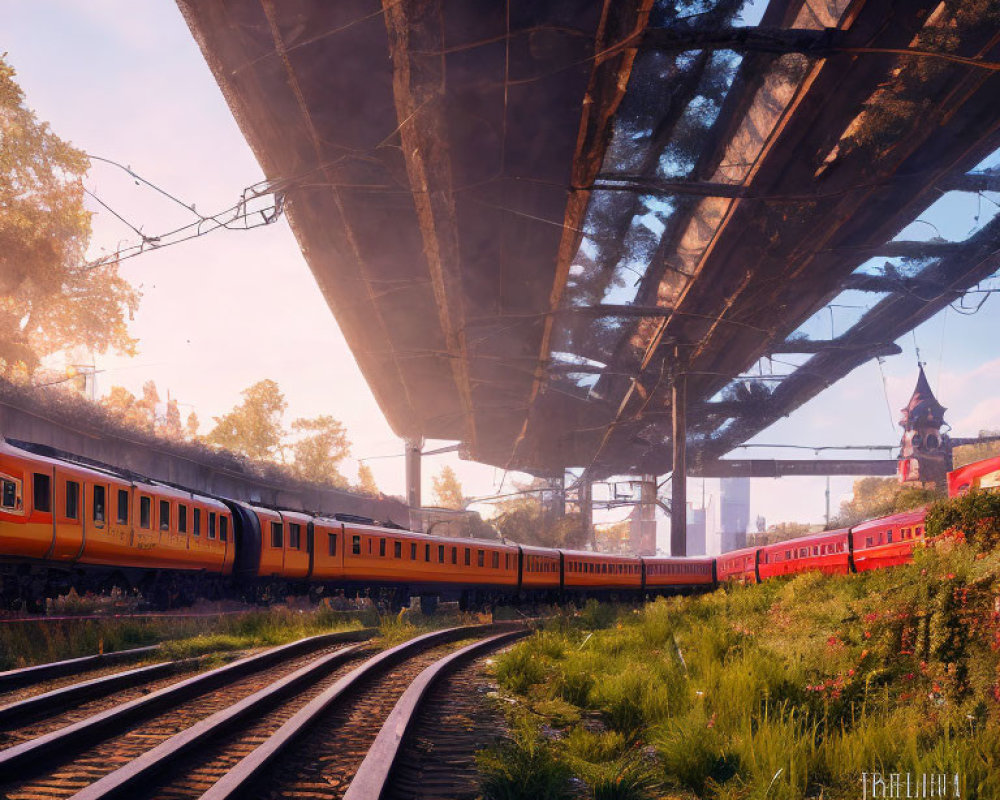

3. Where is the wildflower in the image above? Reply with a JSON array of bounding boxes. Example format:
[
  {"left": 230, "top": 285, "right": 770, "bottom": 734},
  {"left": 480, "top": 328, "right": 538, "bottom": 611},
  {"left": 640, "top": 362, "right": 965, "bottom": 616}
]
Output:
[
  {"left": 946, "top": 573, "right": 956, "bottom": 580},
  {"left": 863, "top": 630, "right": 872, "bottom": 639},
  {"left": 848, "top": 668, "right": 856, "bottom": 677},
  {"left": 905, "top": 672, "right": 914, "bottom": 681},
  {"left": 861, "top": 648, "right": 870, "bottom": 659},
  {"left": 864, "top": 613, "right": 878, "bottom": 623}
]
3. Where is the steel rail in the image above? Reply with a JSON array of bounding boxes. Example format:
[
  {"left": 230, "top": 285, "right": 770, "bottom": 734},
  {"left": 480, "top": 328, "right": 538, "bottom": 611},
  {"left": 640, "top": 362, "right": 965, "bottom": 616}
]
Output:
[
  {"left": 66, "top": 643, "right": 367, "bottom": 800},
  {"left": 0, "top": 645, "right": 161, "bottom": 692},
  {"left": 0, "top": 628, "right": 374, "bottom": 781},
  {"left": 0, "top": 657, "right": 199, "bottom": 727},
  {"left": 343, "top": 629, "right": 528, "bottom": 800},
  {"left": 198, "top": 623, "right": 514, "bottom": 800}
]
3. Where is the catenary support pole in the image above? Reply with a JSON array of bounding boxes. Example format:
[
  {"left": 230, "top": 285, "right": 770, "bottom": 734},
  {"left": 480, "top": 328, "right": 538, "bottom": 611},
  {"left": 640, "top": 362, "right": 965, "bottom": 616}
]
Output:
[{"left": 671, "top": 351, "right": 687, "bottom": 556}]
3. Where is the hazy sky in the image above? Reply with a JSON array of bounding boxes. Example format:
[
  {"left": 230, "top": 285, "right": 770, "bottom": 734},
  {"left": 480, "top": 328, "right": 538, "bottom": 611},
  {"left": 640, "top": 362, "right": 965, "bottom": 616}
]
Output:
[{"left": 3, "top": 1, "right": 999, "bottom": 537}]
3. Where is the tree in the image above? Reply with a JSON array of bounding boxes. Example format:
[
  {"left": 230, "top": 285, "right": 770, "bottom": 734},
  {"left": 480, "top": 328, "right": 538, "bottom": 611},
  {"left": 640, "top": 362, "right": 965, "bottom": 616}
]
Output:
[
  {"left": 185, "top": 411, "right": 200, "bottom": 440},
  {"left": 431, "top": 465, "right": 464, "bottom": 509},
  {"left": 832, "top": 476, "right": 943, "bottom": 528},
  {"left": 162, "top": 396, "right": 183, "bottom": 439},
  {"left": 357, "top": 462, "right": 379, "bottom": 495},
  {"left": 748, "top": 521, "right": 814, "bottom": 546},
  {"left": 490, "top": 480, "right": 587, "bottom": 549},
  {"left": 596, "top": 521, "right": 631, "bottom": 554},
  {"left": 290, "top": 415, "right": 350, "bottom": 485},
  {"left": 136, "top": 380, "right": 159, "bottom": 434},
  {"left": 0, "top": 56, "right": 139, "bottom": 375},
  {"left": 100, "top": 385, "right": 147, "bottom": 429},
  {"left": 205, "top": 379, "right": 287, "bottom": 461},
  {"left": 953, "top": 430, "right": 1000, "bottom": 468}
]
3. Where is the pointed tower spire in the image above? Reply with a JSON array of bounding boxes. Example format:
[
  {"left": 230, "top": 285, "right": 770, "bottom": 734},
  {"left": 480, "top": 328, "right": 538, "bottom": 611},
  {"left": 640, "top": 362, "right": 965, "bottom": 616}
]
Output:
[{"left": 898, "top": 365, "right": 949, "bottom": 486}]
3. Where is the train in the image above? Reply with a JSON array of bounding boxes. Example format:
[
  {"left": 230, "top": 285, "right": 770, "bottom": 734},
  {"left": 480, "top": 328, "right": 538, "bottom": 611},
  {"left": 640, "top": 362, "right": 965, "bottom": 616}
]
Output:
[{"left": 0, "top": 440, "right": 997, "bottom": 611}]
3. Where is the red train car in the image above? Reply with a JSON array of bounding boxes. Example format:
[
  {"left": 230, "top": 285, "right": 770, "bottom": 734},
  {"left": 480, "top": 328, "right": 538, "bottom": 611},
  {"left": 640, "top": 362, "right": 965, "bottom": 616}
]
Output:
[
  {"left": 758, "top": 528, "right": 851, "bottom": 579},
  {"left": 850, "top": 510, "right": 926, "bottom": 572},
  {"left": 642, "top": 556, "right": 715, "bottom": 591},
  {"left": 948, "top": 456, "right": 1000, "bottom": 497},
  {"left": 716, "top": 546, "right": 758, "bottom": 584}
]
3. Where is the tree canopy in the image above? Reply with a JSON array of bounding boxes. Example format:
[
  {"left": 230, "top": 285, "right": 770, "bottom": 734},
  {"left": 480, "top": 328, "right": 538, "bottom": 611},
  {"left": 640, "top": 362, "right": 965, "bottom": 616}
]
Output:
[
  {"left": 357, "top": 462, "right": 379, "bottom": 495},
  {"left": 431, "top": 465, "right": 464, "bottom": 509},
  {"left": 290, "top": 415, "right": 350, "bottom": 486},
  {"left": 0, "top": 56, "right": 138, "bottom": 375},
  {"left": 204, "top": 379, "right": 287, "bottom": 461},
  {"left": 832, "top": 476, "right": 943, "bottom": 528}
]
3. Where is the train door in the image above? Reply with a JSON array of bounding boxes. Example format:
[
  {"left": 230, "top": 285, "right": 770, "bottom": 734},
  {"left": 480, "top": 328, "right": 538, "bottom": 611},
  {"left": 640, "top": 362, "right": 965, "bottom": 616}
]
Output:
[{"left": 50, "top": 467, "right": 85, "bottom": 561}]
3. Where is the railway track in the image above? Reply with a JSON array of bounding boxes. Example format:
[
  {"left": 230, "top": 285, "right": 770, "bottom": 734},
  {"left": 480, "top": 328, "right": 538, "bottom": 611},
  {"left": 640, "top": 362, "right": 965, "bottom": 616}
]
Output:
[
  {"left": 0, "top": 629, "right": 374, "bottom": 799},
  {"left": 0, "top": 623, "right": 526, "bottom": 800}
]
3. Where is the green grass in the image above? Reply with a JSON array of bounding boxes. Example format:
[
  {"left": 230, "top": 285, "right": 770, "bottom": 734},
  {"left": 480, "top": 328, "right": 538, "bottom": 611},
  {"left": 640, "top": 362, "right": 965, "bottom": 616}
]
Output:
[
  {"left": 0, "top": 604, "right": 376, "bottom": 669},
  {"left": 482, "top": 544, "right": 1000, "bottom": 799}
]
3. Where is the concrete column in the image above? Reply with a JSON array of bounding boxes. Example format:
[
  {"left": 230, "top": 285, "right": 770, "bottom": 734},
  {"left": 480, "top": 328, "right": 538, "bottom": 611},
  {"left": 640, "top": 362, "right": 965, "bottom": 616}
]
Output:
[
  {"left": 404, "top": 438, "right": 422, "bottom": 509},
  {"left": 671, "top": 356, "right": 687, "bottom": 556}
]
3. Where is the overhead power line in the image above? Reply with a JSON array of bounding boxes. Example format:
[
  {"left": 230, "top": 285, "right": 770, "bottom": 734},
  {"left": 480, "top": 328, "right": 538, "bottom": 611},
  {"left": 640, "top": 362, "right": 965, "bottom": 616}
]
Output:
[{"left": 82, "top": 154, "right": 285, "bottom": 270}]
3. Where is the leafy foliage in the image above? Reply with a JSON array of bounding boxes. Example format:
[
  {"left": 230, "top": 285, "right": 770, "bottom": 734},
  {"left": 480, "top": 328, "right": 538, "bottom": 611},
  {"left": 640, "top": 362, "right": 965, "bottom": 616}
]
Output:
[
  {"left": 356, "top": 462, "right": 379, "bottom": 495},
  {"left": 926, "top": 490, "right": 1000, "bottom": 552},
  {"left": 289, "top": 414, "right": 350, "bottom": 486},
  {"left": 0, "top": 56, "right": 139, "bottom": 374},
  {"left": 431, "top": 465, "right": 464, "bottom": 509},
  {"left": 832, "top": 477, "right": 942, "bottom": 527},
  {"left": 204, "top": 379, "right": 288, "bottom": 461}
]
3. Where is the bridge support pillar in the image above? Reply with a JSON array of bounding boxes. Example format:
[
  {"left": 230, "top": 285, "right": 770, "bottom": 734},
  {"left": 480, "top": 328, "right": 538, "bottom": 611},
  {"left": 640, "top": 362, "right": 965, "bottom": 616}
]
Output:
[
  {"left": 579, "top": 479, "right": 594, "bottom": 549},
  {"left": 671, "top": 356, "right": 687, "bottom": 556},
  {"left": 404, "top": 437, "right": 422, "bottom": 509}
]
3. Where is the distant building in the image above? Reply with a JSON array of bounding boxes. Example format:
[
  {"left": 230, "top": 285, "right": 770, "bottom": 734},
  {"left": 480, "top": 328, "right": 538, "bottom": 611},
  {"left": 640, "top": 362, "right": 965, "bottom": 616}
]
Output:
[
  {"left": 720, "top": 477, "right": 750, "bottom": 552},
  {"left": 686, "top": 505, "right": 706, "bottom": 555}
]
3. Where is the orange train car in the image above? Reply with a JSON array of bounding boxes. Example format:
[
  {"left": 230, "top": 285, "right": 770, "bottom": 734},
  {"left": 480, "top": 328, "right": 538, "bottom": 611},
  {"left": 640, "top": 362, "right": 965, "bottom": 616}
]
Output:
[
  {"left": 642, "top": 556, "right": 715, "bottom": 590},
  {"left": 758, "top": 528, "right": 851, "bottom": 580},
  {"left": 850, "top": 510, "right": 926, "bottom": 572},
  {"left": 0, "top": 442, "right": 233, "bottom": 605},
  {"left": 562, "top": 549, "right": 643, "bottom": 592},
  {"left": 519, "top": 545, "right": 562, "bottom": 592}
]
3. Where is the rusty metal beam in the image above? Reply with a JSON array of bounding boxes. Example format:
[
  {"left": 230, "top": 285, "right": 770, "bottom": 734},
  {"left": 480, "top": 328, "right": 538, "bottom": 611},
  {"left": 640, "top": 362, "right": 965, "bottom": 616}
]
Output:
[{"left": 691, "top": 459, "right": 898, "bottom": 478}]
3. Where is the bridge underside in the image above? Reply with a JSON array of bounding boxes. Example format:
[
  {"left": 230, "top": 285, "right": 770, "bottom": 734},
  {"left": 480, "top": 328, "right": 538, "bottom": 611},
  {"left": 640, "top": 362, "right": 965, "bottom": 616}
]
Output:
[{"left": 180, "top": 0, "right": 1000, "bottom": 479}]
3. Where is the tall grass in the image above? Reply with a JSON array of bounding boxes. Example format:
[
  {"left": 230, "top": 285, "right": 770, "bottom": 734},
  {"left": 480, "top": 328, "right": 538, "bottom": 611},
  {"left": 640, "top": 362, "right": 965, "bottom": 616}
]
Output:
[
  {"left": 484, "top": 540, "right": 1000, "bottom": 799},
  {"left": 0, "top": 605, "right": 372, "bottom": 669}
]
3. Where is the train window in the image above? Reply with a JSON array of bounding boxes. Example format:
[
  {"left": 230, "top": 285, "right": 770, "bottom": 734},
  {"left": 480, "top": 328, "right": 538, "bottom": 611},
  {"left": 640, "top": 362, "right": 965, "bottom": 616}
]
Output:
[
  {"left": 886, "top": 530, "right": 893, "bottom": 543},
  {"left": 33, "top": 474, "right": 51, "bottom": 513},
  {"left": 866, "top": 536, "right": 873, "bottom": 547},
  {"left": 139, "top": 496, "right": 150, "bottom": 529},
  {"left": 1, "top": 478, "right": 18, "bottom": 511},
  {"left": 220, "top": 516, "right": 228, "bottom": 542},
  {"left": 352, "top": 534, "right": 360, "bottom": 555},
  {"left": 411, "top": 543, "right": 417, "bottom": 560},
  {"left": 439, "top": 545, "right": 445, "bottom": 563},
  {"left": 394, "top": 541, "right": 402, "bottom": 558},
  {"left": 425, "top": 544, "right": 431, "bottom": 562},
  {"left": 465, "top": 548, "right": 471, "bottom": 566},
  {"left": 178, "top": 504, "right": 187, "bottom": 533},
  {"left": 160, "top": 500, "right": 170, "bottom": 531},
  {"left": 193, "top": 508, "right": 201, "bottom": 537},
  {"left": 117, "top": 489, "right": 128, "bottom": 524},
  {"left": 492, "top": 551, "right": 499, "bottom": 569},
  {"left": 65, "top": 481, "right": 80, "bottom": 520},
  {"left": 329, "top": 533, "right": 338, "bottom": 557},
  {"left": 93, "top": 485, "right": 105, "bottom": 523},
  {"left": 368, "top": 538, "right": 373, "bottom": 554},
  {"left": 378, "top": 537, "right": 386, "bottom": 557},
  {"left": 209, "top": 512, "right": 218, "bottom": 540},
  {"left": 271, "top": 522, "right": 284, "bottom": 548},
  {"left": 477, "top": 550, "right": 484, "bottom": 568},
  {"left": 451, "top": 547, "right": 457, "bottom": 565},
  {"left": 505, "top": 553, "right": 510, "bottom": 569}
]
